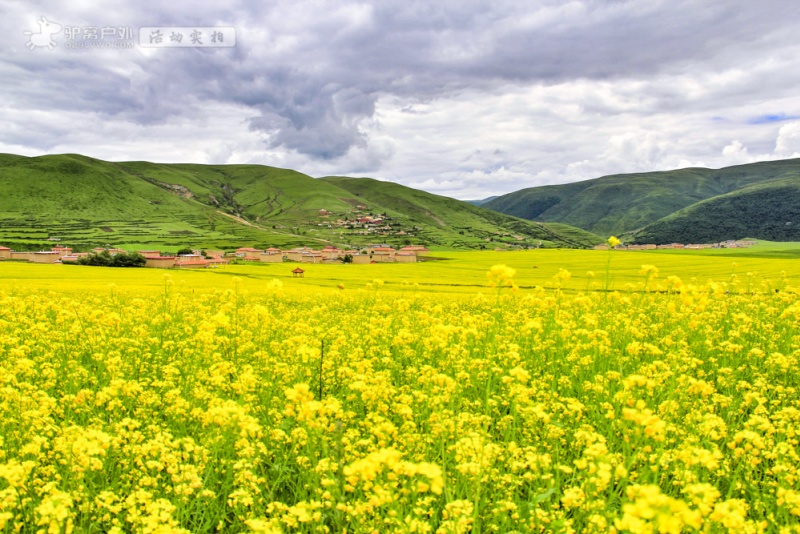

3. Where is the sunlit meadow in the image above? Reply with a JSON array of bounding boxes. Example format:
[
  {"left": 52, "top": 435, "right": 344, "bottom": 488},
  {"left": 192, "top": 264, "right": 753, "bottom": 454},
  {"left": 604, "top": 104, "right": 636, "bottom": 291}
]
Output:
[{"left": 1, "top": 247, "right": 799, "bottom": 532}]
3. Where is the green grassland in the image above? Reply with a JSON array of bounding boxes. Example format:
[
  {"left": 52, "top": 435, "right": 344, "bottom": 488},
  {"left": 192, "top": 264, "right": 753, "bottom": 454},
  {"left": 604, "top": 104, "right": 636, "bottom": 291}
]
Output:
[
  {"left": 0, "top": 154, "right": 291, "bottom": 250},
  {"left": 630, "top": 179, "right": 800, "bottom": 244},
  {"left": 484, "top": 158, "right": 800, "bottom": 242},
  {"left": 0, "top": 153, "right": 601, "bottom": 252},
  {"left": 2, "top": 242, "right": 797, "bottom": 295},
  {"left": 321, "top": 176, "right": 599, "bottom": 248}
]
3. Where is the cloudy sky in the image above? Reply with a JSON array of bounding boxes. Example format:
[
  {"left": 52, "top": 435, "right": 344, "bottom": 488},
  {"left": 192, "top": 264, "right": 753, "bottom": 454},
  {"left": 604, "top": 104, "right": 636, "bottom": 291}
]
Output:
[{"left": 3, "top": 0, "right": 800, "bottom": 199}]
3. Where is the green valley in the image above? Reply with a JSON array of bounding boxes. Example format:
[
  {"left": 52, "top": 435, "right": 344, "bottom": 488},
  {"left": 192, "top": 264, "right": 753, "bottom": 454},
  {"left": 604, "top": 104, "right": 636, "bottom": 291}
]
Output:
[{"left": 484, "top": 158, "right": 800, "bottom": 243}]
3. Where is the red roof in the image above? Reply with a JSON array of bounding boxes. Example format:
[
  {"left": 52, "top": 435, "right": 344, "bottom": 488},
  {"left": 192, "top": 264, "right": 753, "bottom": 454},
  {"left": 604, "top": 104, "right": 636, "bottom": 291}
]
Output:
[
  {"left": 292, "top": 268, "right": 305, "bottom": 273},
  {"left": 0, "top": 246, "right": 10, "bottom": 250}
]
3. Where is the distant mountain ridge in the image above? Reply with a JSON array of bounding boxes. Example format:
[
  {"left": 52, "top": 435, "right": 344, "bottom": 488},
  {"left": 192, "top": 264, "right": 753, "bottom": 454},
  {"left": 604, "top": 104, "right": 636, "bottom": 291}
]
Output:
[
  {"left": 465, "top": 196, "right": 499, "bottom": 206},
  {"left": 0, "top": 153, "right": 601, "bottom": 251},
  {"left": 484, "top": 159, "right": 800, "bottom": 243}
]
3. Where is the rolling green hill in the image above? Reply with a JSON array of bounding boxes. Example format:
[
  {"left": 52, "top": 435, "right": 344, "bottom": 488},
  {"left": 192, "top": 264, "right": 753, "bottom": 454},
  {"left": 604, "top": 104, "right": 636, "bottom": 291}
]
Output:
[
  {"left": 465, "top": 196, "right": 498, "bottom": 206},
  {"left": 0, "top": 154, "right": 293, "bottom": 250},
  {"left": 321, "top": 177, "right": 601, "bottom": 248},
  {"left": 630, "top": 179, "right": 800, "bottom": 244},
  {"left": 0, "top": 153, "right": 600, "bottom": 251},
  {"left": 484, "top": 159, "right": 800, "bottom": 241}
]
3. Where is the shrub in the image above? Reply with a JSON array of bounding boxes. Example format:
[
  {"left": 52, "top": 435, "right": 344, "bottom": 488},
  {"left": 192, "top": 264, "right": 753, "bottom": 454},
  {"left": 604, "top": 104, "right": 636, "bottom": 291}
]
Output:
[{"left": 68, "top": 250, "right": 147, "bottom": 267}]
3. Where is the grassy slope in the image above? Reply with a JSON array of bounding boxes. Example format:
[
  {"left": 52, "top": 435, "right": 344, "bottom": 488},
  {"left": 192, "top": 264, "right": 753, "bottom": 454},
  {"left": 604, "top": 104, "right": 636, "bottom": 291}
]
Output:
[
  {"left": 116, "top": 162, "right": 364, "bottom": 221},
  {"left": 630, "top": 179, "right": 800, "bottom": 244},
  {"left": 484, "top": 159, "right": 800, "bottom": 238},
  {"left": 321, "top": 176, "right": 602, "bottom": 248},
  {"left": 0, "top": 154, "right": 303, "bottom": 250},
  {"left": 0, "top": 153, "right": 599, "bottom": 251}
]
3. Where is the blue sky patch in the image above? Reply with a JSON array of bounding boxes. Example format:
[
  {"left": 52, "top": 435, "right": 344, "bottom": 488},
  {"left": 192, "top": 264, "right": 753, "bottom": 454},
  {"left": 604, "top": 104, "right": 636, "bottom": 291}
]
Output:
[{"left": 748, "top": 113, "right": 800, "bottom": 124}]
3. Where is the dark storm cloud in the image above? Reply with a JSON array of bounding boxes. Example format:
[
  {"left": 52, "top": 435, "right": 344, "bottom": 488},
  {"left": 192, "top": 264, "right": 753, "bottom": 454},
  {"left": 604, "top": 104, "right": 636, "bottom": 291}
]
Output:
[
  {"left": 4, "top": 0, "right": 800, "bottom": 197},
  {"left": 4, "top": 56, "right": 138, "bottom": 115},
  {"left": 106, "top": 0, "right": 798, "bottom": 160}
]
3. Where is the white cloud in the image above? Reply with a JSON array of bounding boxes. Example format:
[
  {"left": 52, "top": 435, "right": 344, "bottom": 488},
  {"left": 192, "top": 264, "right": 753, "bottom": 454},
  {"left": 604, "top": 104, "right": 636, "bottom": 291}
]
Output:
[
  {"left": 3, "top": 0, "right": 800, "bottom": 200},
  {"left": 774, "top": 122, "right": 800, "bottom": 158},
  {"left": 721, "top": 140, "right": 752, "bottom": 165}
]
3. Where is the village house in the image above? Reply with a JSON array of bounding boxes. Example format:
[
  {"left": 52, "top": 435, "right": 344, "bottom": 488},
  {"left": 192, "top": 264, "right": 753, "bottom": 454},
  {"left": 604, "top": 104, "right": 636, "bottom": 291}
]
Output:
[
  {"left": 235, "top": 247, "right": 263, "bottom": 260},
  {"left": 370, "top": 246, "right": 396, "bottom": 262},
  {"left": 284, "top": 249, "right": 307, "bottom": 262},
  {"left": 259, "top": 250, "right": 283, "bottom": 263},
  {"left": 1, "top": 239, "right": 436, "bottom": 268},
  {"left": 174, "top": 258, "right": 209, "bottom": 269},
  {"left": 139, "top": 250, "right": 163, "bottom": 259},
  {"left": 203, "top": 249, "right": 226, "bottom": 258},
  {"left": 320, "top": 246, "right": 342, "bottom": 260},
  {"left": 10, "top": 251, "right": 34, "bottom": 261},
  {"left": 93, "top": 247, "right": 126, "bottom": 255},
  {"left": 205, "top": 258, "right": 228, "bottom": 267},
  {"left": 301, "top": 252, "right": 323, "bottom": 264},
  {"left": 31, "top": 251, "right": 62, "bottom": 264},
  {"left": 398, "top": 245, "right": 430, "bottom": 256},
  {"left": 596, "top": 240, "right": 756, "bottom": 251},
  {"left": 144, "top": 256, "right": 177, "bottom": 269},
  {"left": 395, "top": 252, "right": 417, "bottom": 263}
]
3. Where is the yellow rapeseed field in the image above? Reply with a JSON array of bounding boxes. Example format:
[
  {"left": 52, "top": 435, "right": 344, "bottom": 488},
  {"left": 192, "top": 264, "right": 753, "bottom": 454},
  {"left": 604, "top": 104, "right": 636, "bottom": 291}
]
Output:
[{"left": 1, "top": 250, "right": 799, "bottom": 532}]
